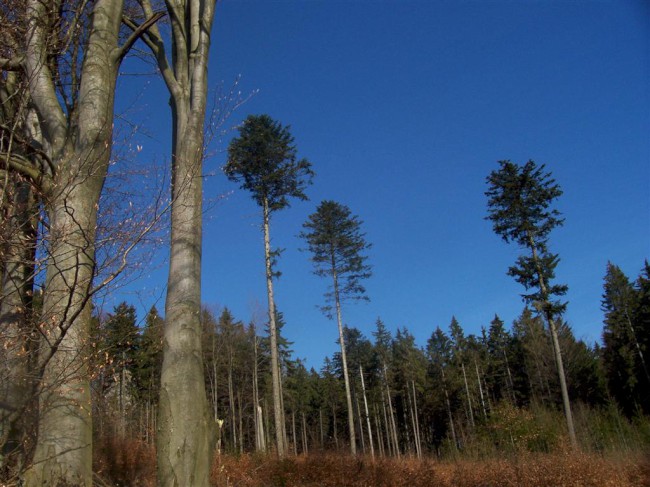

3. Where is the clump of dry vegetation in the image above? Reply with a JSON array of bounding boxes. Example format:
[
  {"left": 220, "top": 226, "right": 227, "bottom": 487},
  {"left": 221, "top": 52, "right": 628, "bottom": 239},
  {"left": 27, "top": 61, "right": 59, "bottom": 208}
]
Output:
[
  {"left": 212, "top": 450, "right": 649, "bottom": 487},
  {"left": 93, "top": 438, "right": 156, "bottom": 487}
]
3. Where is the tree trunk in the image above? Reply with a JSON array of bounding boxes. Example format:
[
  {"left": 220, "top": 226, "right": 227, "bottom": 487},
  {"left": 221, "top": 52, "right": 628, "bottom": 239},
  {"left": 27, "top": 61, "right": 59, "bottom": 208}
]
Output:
[
  {"left": 411, "top": 381, "right": 422, "bottom": 458},
  {"left": 441, "top": 367, "right": 457, "bottom": 450},
  {"left": 528, "top": 233, "right": 577, "bottom": 449},
  {"left": 503, "top": 348, "right": 517, "bottom": 404},
  {"left": 228, "top": 352, "right": 236, "bottom": 450},
  {"left": 475, "top": 359, "right": 487, "bottom": 420},
  {"left": 157, "top": 104, "right": 213, "bottom": 485},
  {"left": 263, "top": 199, "right": 287, "bottom": 456},
  {"left": 359, "top": 365, "right": 374, "bottom": 459},
  {"left": 332, "top": 404, "right": 339, "bottom": 450},
  {"left": 301, "top": 412, "right": 308, "bottom": 454},
  {"left": 383, "top": 366, "right": 400, "bottom": 457},
  {"left": 252, "top": 332, "right": 265, "bottom": 451},
  {"left": 151, "top": 0, "right": 216, "bottom": 483},
  {"left": 25, "top": 0, "right": 127, "bottom": 483},
  {"left": 291, "top": 410, "right": 297, "bottom": 455},
  {"left": 356, "top": 393, "right": 365, "bottom": 454},
  {"left": 0, "top": 178, "right": 37, "bottom": 468},
  {"left": 332, "top": 269, "right": 356, "bottom": 454},
  {"left": 461, "top": 362, "right": 475, "bottom": 429},
  {"left": 319, "top": 409, "right": 324, "bottom": 449},
  {"left": 374, "top": 404, "right": 385, "bottom": 457}
]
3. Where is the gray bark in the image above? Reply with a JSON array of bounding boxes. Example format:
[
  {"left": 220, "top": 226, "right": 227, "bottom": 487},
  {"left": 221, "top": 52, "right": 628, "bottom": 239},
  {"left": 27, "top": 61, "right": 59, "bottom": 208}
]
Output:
[
  {"left": 23, "top": 0, "right": 129, "bottom": 483},
  {"left": 461, "top": 361, "right": 475, "bottom": 429},
  {"left": 146, "top": 0, "right": 217, "bottom": 482},
  {"left": 263, "top": 198, "right": 287, "bottom": 456},
  {"left": 0, "top": 177, "right": 37, "bottom": 468},
  {"left": 359, "top": 365, "right": 374, "bottom": 458},
  {"left": 332, "top": 268, "right": 356, "bottom": 454}
]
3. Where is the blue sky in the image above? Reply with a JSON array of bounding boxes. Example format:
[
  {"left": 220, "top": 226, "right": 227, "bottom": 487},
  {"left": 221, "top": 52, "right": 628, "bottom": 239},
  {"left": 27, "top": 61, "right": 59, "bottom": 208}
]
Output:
[{"left": 114, "top": 0, "right": 649, "bottom": 370}]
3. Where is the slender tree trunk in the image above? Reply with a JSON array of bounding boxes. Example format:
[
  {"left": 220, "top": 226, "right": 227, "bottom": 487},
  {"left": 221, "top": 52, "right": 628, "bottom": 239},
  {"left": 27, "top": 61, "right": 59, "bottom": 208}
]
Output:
[
  {"left": 263, "top": 199, "right": 287, "bottom": 456},
  {"left": 528, "top": 233, "right": 577, "bottom": 449},
  {"left": 475, "top": 360, "right": 487, "bottom": 420},
  {"left": 252, "top": 332, "right": 265, "bottom": 451},
  {"left": 301, "top": 412, "right": 308, "bottom": 454},
  {"left": 228, "top": 353, "right": 236, "bottom": 450},
  {"left": 212, "top": 330, "right": 219, "bottom": 421},
  {"left": 238, "top": 392, "right": 243, "bottom": 454},
  {"left": 359, "top": 366, "right": 374, "bottom": 459},
  {"left": 411, "top": 381, "right": 422, "bottom": 458},
  {"left": 381, "top": 396, "right": 392, "bottom": 456},
  {"left": 441, "top": 367, "right": 457, "bottom": 450},
  {"left": 319, "top": 409, "right": 324, "bottom": 449},
  {"left": 356, "top": 393, "right": 365, "bottom": 454},
  {"left": 332, "top": 268, "right": 356, "bottom": 454},
  {"left": 503, "top": 348, "right": 517, "bottom": 404},
  {"left": 264, "top": 398, "right": 271, "bottom": 453},
  {"left": 384, "top": 366, "right": 400, "bottom": 457},
  {"left": 291, "top": 410, "right": 297, "bottom": 455},
  {"left": 332, "top": 404, "right": 339, "bottom": 450},
  {"left": 374, "top": 405, "right": 385, "bottom": 457},
  {"left": 461, "top": 362, "right": 475, "bottom": 428},
  {"left": 624, "top": 310, "right": 650, "bottom": 385}
]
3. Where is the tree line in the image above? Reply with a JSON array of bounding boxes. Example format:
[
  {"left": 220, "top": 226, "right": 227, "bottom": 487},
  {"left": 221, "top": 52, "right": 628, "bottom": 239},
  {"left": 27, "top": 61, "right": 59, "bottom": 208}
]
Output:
[{"left": 88, "top": 258, "right": 649, "bottom": 459}]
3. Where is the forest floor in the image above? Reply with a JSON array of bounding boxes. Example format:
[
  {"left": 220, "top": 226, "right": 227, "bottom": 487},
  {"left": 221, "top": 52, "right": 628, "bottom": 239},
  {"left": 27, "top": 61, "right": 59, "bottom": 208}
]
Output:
[
  {"left": 95, "top": 439, "right": 649, "bottom": 487},
  {"left": 212, "top": 450, "right": 649, "bottom": 487}
]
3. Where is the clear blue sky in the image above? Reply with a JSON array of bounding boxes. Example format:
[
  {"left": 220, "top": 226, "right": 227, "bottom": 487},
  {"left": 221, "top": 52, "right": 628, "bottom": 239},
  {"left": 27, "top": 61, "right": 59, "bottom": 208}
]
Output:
[{"left": 114, "top": 0, "right": 649, "bottom": 370}]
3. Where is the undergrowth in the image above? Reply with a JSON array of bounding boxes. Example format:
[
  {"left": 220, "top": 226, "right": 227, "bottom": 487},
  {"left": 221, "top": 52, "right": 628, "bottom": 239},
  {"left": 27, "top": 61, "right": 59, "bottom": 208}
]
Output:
[{"left": 211, "top": 450, "right": 649, "bottom": 487}]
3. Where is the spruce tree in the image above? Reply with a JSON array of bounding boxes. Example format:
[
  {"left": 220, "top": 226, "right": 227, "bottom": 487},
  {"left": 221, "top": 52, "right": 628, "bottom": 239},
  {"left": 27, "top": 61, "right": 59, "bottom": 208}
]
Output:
[
  {"left": 602, "top": 262, "right": 650, "bottom": 414},
  {"left": 300, "top": 200, "right": 372, "bottom": 455},
  {"left": 225, "top": 114, "right": 313, "bottom": 456},
  {"left": 486, "top": 159, "right": 577, "bottom": 448}
]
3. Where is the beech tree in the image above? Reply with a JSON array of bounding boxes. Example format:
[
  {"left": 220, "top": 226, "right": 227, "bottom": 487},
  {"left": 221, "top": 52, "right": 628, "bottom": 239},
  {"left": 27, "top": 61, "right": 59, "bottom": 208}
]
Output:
[
  {"left": 225, "top": 114, "right": 313, "bottom": 456},
  {"left": 0, "top": 0, "right": 165, "bottom": 483},
  {"left": 300, "top": 200, "right": 371, "bottom": 455},
  {"left": 486, "top": 159, "right": 577, "bottom": 449},
  {"left": 123, "top": 0, "right": 219, "bottom": 482}
]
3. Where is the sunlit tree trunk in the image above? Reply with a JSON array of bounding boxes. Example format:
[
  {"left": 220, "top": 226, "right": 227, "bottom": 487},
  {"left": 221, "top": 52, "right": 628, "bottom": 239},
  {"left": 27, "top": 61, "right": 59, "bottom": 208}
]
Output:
[
  {"left": 24, "top": 0, "right": 131, "bottom": 483},
  {"left": 360, "top": 365, "right": 374, "bottom": 459},
  {"left": 141, "top": 0, "right": 217, "bottom": 481},
  {"left": 333, "top": 268, "right": 356, "bottom": 454},
  {"left": 461, "top": 362, "right": 475, "bottom": 429},
  {"left": 263, "top": 198, "right": 287, "bottom": 456}
]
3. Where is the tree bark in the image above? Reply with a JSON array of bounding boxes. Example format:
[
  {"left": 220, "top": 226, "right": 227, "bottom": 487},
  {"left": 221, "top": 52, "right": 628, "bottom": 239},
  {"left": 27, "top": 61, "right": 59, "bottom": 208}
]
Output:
[
  {"left": 332, "top": 268, "right": 356, "bottom": 455},
  {"left": 142, "top": 0, "right": 216, "bottom": 483},
  {"left": 359, "top": 365, "right": 374, "bottom": 459},
  {"left": 263, "top": 198, "right": 287, "bottom": 456},
  {"left": 461, "top": 361, "right": 475, "bottom": 429},
  {"left": 24, "top": 0, "right": 126, "bottom": 483},
  {"left": 0, "top": 177, "right": 37, "bottom": 468}
]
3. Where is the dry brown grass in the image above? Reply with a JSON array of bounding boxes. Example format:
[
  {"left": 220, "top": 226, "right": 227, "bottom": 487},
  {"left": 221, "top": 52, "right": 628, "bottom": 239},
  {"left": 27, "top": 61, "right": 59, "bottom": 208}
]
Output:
[
  {"left": 212, "top": 450, "right": 650, "bottom": 487},
  {"left": 93, "top": 437, "right": 156, "bottom": 487},
  {"left": 89, "top": 436, "right": 648, "bottom": 487}
]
